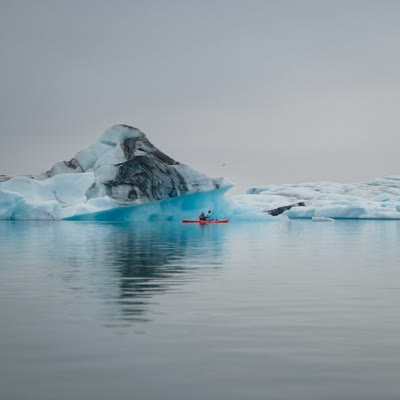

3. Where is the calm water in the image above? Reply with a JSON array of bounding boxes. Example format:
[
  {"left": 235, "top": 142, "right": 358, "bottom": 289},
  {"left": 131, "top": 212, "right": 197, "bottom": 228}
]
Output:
[{"left": 1, "top": 220, "right": 400, "bottom": 400}]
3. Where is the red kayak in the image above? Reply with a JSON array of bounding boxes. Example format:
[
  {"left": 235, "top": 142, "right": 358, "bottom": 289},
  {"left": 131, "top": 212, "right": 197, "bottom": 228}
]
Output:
[{"left": 182, "top": 219, "right": 230, "bottom": 224}]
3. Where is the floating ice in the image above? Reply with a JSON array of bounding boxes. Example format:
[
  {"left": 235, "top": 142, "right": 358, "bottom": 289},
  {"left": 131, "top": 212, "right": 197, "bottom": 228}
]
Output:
[
  {"left": 312, "top": 216, "right": 334, "bottom": 222},
  {"left": 0, "top": 125, "right": 232, "bottom": 221},
  {"left": 1, "top": 124, "right": 399, "bottom": 221},
  {"left": 238, "top": 177, "right": 400, "bottom": 220}
]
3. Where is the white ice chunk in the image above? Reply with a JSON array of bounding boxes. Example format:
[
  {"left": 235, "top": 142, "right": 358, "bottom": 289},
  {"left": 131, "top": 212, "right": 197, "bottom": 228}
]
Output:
[
  {"left": 99, "top": 125, "right": 142, "bottom": 146},
  {"left": 93, "top": 144, "right": 126, "bottom": 168},
  {"left": 0, "top": 190, "right": 26, "bottom": 220},
  {"left": 74, "top": 142, "right": 110, "bottom": 171}
]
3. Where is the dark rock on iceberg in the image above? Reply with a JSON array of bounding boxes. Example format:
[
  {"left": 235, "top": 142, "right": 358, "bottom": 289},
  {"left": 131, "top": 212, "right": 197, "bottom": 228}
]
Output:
[
  {"left": 105, "top": 156, "right": 189, "bottom": 202},
  {"left": 266, "top": 201, "right": 306, "bottom": 216}
]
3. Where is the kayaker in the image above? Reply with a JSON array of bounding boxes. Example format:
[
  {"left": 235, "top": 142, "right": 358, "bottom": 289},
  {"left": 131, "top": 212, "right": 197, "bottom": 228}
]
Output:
[{"left": 199, "top": 210, "right": 213, "bottom": 221}]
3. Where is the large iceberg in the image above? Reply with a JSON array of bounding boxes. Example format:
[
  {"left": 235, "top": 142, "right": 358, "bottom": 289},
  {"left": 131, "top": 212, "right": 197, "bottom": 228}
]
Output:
[
  {"left": 234, "top": 178, "right": 400, "bottom": 220},
  {"left": 0, "top": 125, "right": 232, "bottom": 221}
]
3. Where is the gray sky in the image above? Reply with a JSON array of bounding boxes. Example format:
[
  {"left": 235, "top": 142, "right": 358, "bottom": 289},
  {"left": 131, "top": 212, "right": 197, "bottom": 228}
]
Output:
[{"left": 1, "top": 0, "right": 399, "bottom": 192}]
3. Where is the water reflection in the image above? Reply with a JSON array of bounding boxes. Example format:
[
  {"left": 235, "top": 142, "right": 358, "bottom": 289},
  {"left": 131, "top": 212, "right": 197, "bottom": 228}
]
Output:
[
  {"left": 2, "top": 220, "right": 399, "bottom": 327},
  {"left": 0, "top": 222, "right": 227, "bottom": 325}
]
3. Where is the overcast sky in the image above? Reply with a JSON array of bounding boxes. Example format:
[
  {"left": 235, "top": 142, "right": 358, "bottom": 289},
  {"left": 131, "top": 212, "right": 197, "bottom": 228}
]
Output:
[{"left": 0, "top": 0, "right": 399, "bottom": 191}]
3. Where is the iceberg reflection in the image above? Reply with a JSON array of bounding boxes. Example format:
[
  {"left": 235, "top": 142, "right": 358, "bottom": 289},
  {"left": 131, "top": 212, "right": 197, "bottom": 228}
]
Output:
[{"left": 42, "top": 222, "right": 227, "bottom": 325}]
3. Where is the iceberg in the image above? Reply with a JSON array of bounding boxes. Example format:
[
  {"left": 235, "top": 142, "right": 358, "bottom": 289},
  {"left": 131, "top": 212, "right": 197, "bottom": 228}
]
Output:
[
  {"left": 0, "top": 125, "right": 232, "bottom": 221},
  {"left": 236, "top": 178, "right": 400, "bottom": 220}
]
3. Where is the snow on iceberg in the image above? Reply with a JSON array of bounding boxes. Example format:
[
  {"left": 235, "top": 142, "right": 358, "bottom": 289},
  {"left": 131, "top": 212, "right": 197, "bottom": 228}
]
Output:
[
  {"left": 0, "top": 125, "right": 232, "bottom": 221},
  {"left": 237, "top": 177, "right": 400, "bottom": 220}
]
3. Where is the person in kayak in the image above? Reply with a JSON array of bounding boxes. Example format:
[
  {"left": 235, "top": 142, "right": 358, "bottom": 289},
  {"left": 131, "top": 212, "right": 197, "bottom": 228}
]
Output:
[{"left": 199, "top": 210, "right": 213, "bottom": 221}]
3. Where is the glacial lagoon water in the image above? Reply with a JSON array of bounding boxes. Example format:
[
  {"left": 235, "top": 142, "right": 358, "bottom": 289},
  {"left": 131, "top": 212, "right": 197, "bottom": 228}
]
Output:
[{"left": 1, "top": 220, "right": 400, "bottom": 400}]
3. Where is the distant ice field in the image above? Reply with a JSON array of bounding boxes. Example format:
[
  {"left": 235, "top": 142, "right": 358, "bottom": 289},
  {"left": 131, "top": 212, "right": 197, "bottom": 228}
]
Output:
[{"left": 233, "top": 176, "right": 400, "bottom": 220}]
